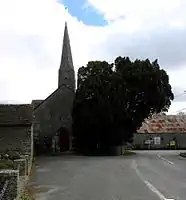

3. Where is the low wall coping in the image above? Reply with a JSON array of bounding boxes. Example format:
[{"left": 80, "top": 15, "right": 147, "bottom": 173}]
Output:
[
  {"left": 0, "top": 170, "right": 19, "bottom": 174},
  {"left": 14, "top": 159, "right": 26, "bottom": 162},
  {"left": 20, "top": 155, "right": 29, "bottom": 158}
]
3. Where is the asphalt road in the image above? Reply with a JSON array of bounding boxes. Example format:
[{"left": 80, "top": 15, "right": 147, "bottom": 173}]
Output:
[{"left": 29, "top": 150, "right": 186, "bottom": 200}]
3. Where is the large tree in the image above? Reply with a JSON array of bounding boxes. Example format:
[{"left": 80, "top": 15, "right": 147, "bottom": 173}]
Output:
[{"left": 72, "top": 57, "right": 174, "bottom": 153}]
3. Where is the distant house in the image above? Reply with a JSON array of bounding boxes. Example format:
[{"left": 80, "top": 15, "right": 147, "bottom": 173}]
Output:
[
  {"left": 135, "top": 114, "right": 186, "bottom": 149},
  {"left": 0, "top": 104, "right": 33, "bottom": 156}
]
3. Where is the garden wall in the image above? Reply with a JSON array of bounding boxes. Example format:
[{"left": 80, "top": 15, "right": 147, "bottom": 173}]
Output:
[
  {"left": 0, "top": 125, "right": 34, "bottom": 200},
  {"left": 0, "top": 170, "right": 19, "bottom": 200},
  {"left": 0, "top": 155, "right": 33, "bottom": 200},
  {"left": 0, "top": 125, "right": 33, "bottom": 156}
]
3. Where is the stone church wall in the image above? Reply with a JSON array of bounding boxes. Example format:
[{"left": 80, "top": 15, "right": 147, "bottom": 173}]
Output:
[{"left": 33, "top": 84, "right": 74, "bottom": 141}]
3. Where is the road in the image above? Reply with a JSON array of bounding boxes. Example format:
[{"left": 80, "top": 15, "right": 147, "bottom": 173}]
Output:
[{"left": 29, "top": 150, "right": 186, "bottom": 200}]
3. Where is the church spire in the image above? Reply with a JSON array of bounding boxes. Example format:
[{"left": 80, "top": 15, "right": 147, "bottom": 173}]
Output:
[
  {"left": 58, "top": 22, "right": 75, "bottom": 90},
  {"left": 59, "top": 21, "right": 73, "bottom": 70}
]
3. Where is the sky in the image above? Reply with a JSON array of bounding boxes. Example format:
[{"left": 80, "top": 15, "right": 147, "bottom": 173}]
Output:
[{"left": 0, "top": 0, "right": 186, "bottom": 114}]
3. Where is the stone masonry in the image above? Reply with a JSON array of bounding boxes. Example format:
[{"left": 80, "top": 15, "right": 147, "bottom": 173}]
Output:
[
  {"left": 0, "top": 104, "right": 33, "bottom": 156},
  {"left": 0, "top": 170, "right": 19, "bottom": 200},
  {"left": 33, "top": 84, "right": 75, "bottom": 140},
  {"left": 0, "top": 126, "right": 33, "bottom": 156}
]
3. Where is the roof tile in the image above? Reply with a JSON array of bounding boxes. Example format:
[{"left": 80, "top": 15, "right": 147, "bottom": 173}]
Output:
[{"left": 138, "top": 114, "right": 186, "bottom": 133}]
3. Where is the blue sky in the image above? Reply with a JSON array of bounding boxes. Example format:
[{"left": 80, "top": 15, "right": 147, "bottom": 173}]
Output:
[{"left": 60, "top": 0, "right": 107, "bottom": 26}]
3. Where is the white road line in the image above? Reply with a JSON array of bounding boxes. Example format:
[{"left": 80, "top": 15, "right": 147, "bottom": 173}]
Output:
[
  {"left": 157, "top": 154, "right": 174, "bottom": 165},
  {"left": 132, "top": 160, "right": 175, "bottom": 200}
]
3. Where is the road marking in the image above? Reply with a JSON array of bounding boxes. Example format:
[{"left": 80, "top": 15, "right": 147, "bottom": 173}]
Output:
[
  {"left": 157, "top": 154, "right": 174, "bottom": 165},
  {"left": 132, "top": 160, "right": 175, "bottom": 200}
]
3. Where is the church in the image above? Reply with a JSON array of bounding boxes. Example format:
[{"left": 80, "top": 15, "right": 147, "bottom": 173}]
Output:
[{"left": 32, "top": 22, "right": 76, "bottom": 153}]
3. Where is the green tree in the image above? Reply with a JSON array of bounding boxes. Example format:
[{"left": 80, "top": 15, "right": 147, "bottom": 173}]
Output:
[{"left": 72, "top": 57, "right": 174, "bottom": 154}]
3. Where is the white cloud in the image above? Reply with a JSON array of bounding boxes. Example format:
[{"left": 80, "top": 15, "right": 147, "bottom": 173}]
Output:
[
  {"left": 86, "top": 0, "right": 186, "bottom": 114},
  {"left": 87, "top": 0, "right": 186, "bottom": 29},
  {"left": 0, "top": 0, "right": 186, "bottom": 114}
]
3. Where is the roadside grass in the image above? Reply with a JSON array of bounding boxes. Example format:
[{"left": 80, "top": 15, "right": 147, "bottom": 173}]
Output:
[
  {"left": 20, "top": 195, "right": 31, "bottom": 200},
  {"left": 21, "top": 157, "right": 38, "bottom": 200}
]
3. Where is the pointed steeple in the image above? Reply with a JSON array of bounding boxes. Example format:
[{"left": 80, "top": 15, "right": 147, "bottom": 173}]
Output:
[
  {"left": 58, "top": 22, "right": 75, "bottom": 90},
  {"left": 59, "top": 21, "right": 73, "bottom": 70}
]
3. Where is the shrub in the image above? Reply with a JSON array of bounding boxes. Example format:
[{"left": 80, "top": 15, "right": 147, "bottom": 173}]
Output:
[
  {"left": 0, "top": 149, "right": 21, "bottom": 160},
  {"left": 20, "top": 195, "right": 31, "bottom": 200},
  {"left": 0, "top": 159, "right": 15, "bottom": 170}
]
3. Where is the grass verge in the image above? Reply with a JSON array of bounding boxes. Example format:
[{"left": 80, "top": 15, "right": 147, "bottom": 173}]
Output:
[
  {"left": 179, "top": 152, "right": 186, "bottom": 158},
  {"left": 20, "top": 195, "right": 31, "bottom": 200},
  {"left": 21, "top": 157, "right": 37, "bottom": 200},
  {"left": 122, "top": 151, "right": 136, "bottom": 156}
]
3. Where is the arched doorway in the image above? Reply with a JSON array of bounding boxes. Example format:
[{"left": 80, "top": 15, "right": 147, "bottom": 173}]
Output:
[{"left": 58, "top": 127, "right": 70, "bottom": 152}]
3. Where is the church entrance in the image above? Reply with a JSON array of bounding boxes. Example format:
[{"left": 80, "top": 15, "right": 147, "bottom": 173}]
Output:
[{"left": 58, "top": 127, "right": 70, "bottom": 152}]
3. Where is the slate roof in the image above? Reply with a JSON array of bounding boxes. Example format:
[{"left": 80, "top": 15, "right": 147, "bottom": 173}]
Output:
[
  {"left": 138, "top": 114, "right": 186, "bottom": 133},
  {"left": 0, "top": 104, "right": 33, "bottom": 126},
  {"left": 33, "top": 84, "right": 74, "bottom": 111},
  {"left": 31, "top": 100, "right": 43, "bottom": 109}
]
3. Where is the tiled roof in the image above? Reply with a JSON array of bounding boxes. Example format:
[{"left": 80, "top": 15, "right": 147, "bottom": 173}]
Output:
[
  {"left": 137, "top": 114, "right": 186, "bottom": 133},
  {"left": 0, "top": 104, "right": 32, "bottom": 126}
]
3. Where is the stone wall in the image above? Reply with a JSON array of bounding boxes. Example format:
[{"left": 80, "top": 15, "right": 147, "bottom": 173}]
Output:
[
  {"left": 133, "top": 133, "right": 186, "bottom": 149},
  {"left": 0, "top": 125, "right": 33, "bottom": 156},
  {"left": 30, "top": 125, "right": 34, "bottom": 165},
  {"left": 0, "top": 124, "right": 33, "bottom": 199},
  {"left": 0, "top": 155, "right": 33, "bottom": 200},
  {"left": 0, "top": 170, "right": 19, "bottom": 200},
  {"left": 33, "top": 84, "right": 74, "bottom": 141}
]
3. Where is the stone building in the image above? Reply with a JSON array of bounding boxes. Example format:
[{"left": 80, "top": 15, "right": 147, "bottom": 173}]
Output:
[
  {"left": 0, "top": 22, "right": 75, "bottom": 154},
  {"left": 0, "top": 104, "right": 33, "bottom": 156},
  {"left": 32, "top": 22, "right": 75, "bottom": 152}
]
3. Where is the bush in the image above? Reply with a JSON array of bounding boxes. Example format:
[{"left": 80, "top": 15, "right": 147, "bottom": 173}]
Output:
[
  {"left": 123, "top": 151, "right": 136, "bottom": 156},
  {"left": 0, "top": 149, "right": 21, "bottom": 160},
  {"left": 0, "top": 159, "right": 15, "bottom": 170},
  {"left": 20, "top": 195, "right": 31, "bottom": 200}
]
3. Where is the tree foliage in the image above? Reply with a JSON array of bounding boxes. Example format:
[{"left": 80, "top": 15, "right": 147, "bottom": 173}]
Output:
[{"left": 72, "top": 57, "right": 174, "bottom": 153}]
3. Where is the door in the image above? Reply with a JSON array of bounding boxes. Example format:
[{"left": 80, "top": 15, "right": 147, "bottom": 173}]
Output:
[{"left": 58, "top": 127, "right": 70, "bottom": 151}]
